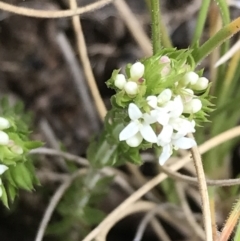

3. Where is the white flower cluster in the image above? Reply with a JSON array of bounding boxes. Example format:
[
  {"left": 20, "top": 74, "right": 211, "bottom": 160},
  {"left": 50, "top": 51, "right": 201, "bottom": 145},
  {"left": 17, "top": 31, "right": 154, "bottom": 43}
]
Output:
[
  {"left": 114, "top": 62, "right": 145, "bottom": 96},
  {"left": 117, "top": 59, "right": 209, "bottom": 165}
]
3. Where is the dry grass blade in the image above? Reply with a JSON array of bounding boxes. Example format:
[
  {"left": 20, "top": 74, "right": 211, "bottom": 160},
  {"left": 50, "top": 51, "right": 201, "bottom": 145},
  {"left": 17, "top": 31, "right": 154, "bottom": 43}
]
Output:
[
  {"left": 159, "top": 164, "right": 240, "bottom": 186},
  {"left": 69, "top": 0, "right": 107, "bottom": 120},
  {"left": 176, "top": 182, "right": 205, "bottom": 240},
  {"left": 0, "top": 0, "right": 113, "bottom": 18},
  {"left": 190, "top": 133, "right": 213, "bottom": 241},
  {"left": 113, "top": 0, "right": 152, "bottom": 56}
]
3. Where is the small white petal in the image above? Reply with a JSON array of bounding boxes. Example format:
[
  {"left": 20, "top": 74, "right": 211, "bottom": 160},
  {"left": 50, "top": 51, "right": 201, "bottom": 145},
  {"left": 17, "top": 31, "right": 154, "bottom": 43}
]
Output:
[
  {"left": 124, "top": 81, "right": 138, "bottom": 95},
  {"left": 128, "top": 103, "right": 142, "bottom": 120},
  {"left": 126, "top": 133, "right": 143, "bottom": 147},
  {"left": 156, "top": 111, "right": 170, "bottom": 126},
  {"left": 157, "top": 125, "right": 173, "bottom": 146},
  {"left": 114, "top": 74, "right": 127, "bottom": 89},
  {"left": 130, "top": 62, "right": 145, "bottom": 81},
  {"left": 157, "top": 89, "right": 172, "bottom": 105},
  {"left": 143, "top": 112, "right": 157, "bottom": 124},
  {"left": 0, "top": 131, "right": 9, "bottom": 145},
  {"left": 140, "top": 124, "right": 157, "bottom": 143},
  {"left": 170, "top": 96, "right": 183, "bottom": 118},
  {"left": 173, "top": 137, "right": 196, "bottom": 149},
  {"left": 119, "top": 121, "right": 139, "bottom": 141},
  {"left": 0, "top": 117, "right": 10, "bottom": 130},
  {"left": 0, "top": 164, "right": 8, "bottom": 175},
  {"left": 159, "top": 144, "right": 173, "bottom": 165},
  {"left": 191, "top": 77, "right": 209, "bottom": 90},
  {"left": 147, "top": 96, "right": 158, "bottom": 109}
]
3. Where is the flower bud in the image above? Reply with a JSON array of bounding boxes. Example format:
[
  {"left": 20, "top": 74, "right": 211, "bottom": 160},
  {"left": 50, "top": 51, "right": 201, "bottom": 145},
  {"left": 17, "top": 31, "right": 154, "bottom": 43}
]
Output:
[
  {"left": 0, "top": 117, "right": 10, "bottom": 130},
  {"left": 11, "top": 145, "right": 24, "bottom": 155},
  {"left": 191, "top": 77, "right": 209, "bottom": 90},
  {"left": 180, "top": 72, "right": 199, "bottom": 86},
  {"left": 159, "top": 56, "right": 170, "bottom": 64},
  {"left": 181, "top": 88, "right": 194, "bottom": 103},
  {"left": 0, "top": 164, "right": 8, "bottom": 175},
  {"left": 124, "top": 81, "right": 138, "bottom": 95},
  {"left": 130, "top": 62, "right": 145, "bottom": 81},
  {"left": 183, "top": 99, "right": 202, "bottom": 113},
  {"left": 157, "top": 89, "right": 172, "bottom": 105},
  {"left": 114, "top": 74, "right": 127, "bottom": 89},
  {"left": 0, "top": 131, "right": 9, "bottom": 145},
  {"left": 126, "top": 133, "right": 143, "bottom": 147}
]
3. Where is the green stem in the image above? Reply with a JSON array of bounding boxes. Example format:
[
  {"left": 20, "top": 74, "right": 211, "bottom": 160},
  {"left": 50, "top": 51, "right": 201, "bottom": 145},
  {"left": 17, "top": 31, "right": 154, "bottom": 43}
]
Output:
[
  {"left": 191, "top": 0, "right": 211, "bottom": 47},
  {"left": 192, "top": 17, "right": 240, "bottom": 64},
  {"left": 150, "top": 0, "right": 161, "bottom": 54}
]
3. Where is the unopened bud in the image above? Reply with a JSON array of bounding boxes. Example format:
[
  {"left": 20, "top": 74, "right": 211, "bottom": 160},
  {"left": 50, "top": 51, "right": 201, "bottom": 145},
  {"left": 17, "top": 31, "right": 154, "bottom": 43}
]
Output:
[
  {"left": 183, "top": 99, "right": 202, "bottom": 113},
  {"left": 0, "top": 117, "right": 10, "bottom": 130},
  {"left": 157, "top": 89, "right": 172, "bottom": 105},
  {"left": 0, "top": 131, "right": 9, "bottom": 145},
  {"left": 126, "top": 133, "right": 143, "bottom": 147},
  {"left": 130, "top": 62, "right": 145, "bottom": 81},
  {"left": 114, "top": 74, "right": 127, "bottom": 89},
  {"left": 159, "top": 56, "right": 171, "bottom": 64},
  {"left": 181, "top": 88, "right": 194, "bottom": 103},
  {"left": 11, "top": 145, "right": 24, "bottom": 155},
  {"left": 124, "top": 81, "right": 138, "bottom": 95},
  {"left": 191, "top": 77, "right": 209, "bottom": 90},
  {"left": 180, "top": 72, "right": 199, "bottom": 86}
]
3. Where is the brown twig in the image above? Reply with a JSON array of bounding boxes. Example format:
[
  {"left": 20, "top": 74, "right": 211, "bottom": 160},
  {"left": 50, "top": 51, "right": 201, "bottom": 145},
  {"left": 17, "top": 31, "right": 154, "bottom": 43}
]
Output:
[
  {"left": 0, "top": 0, "right": 113, "bottom": 18},
  {"left": 189, "top": 133, "right": 213, "bottom": 241},
  {"left": 69, "top": 0, "right": 107, "bottom": 120}
]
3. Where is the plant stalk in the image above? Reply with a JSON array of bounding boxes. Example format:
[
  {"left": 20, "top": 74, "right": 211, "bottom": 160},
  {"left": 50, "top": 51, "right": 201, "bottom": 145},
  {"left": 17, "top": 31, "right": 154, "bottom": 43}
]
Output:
[{"left": 150, "top": 0, "right": 161, "bottom": 54}]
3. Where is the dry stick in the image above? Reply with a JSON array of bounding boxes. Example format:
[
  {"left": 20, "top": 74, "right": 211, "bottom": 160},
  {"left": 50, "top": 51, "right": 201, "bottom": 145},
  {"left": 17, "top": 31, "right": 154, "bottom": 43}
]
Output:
[
  {"left": 69, "top": 0, "right": 107, "bottom": 120},
  {"left": 159, "top": 165, "right": 240, "bottom": 186},
  {"left": 0, "top": 0, "right": 113, "bottom": 18},
  {"left": 133, "top": 206, "right": 172, "bottom": 241},
  {"left": 56, "top": 32, "right": 100, "bottom": 131},
  {"left": 190, "top": 134, "right": 213, "bottom": 241},
  {"left": 35, "top": 169, "right": 87, "bottom": 241},
  {"left": 82, "top": 126, "right": 240, "bottom": 241},
  {"left": 113, "top": 0, "right": 152, "bottom": 56},
  {"left": 176, "top": 183, "right": 205, "bottom": 240},
  {"left": 96, "top": 201, "right": 157, "bottom": 241}
]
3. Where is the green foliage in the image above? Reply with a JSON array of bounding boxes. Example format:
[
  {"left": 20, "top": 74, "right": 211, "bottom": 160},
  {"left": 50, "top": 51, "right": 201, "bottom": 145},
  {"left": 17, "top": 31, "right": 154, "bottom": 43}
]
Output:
[
  {"left": 47, "top": 171, "right": 112, "bottom": 240},
  {"left": 0, "top": 97, "right": 42, "bottom": 207}
]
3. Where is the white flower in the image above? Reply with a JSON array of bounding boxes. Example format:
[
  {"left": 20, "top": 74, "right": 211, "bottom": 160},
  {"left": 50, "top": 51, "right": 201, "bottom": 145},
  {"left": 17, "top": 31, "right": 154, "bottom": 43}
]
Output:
[
  {"left": 183, "top": 99, "right": 202, "bottom": 113},
  {"left": 159, "top": 136, "right": 196, "bottom": 165},
  {"left": 180, "top": 71, "right": 199, "bottom": 86},
  {"left": 119, "top": 103, "right": 157, "bottom": 146},
  {"left": 0, "top": 117, "right": 10, "bottom": 130},
  {"left": 191, "top": 77, "right": 209, "bottom": 90},
  {"left": 0, "top": 164, "right": 8, "bottom": 175},
  {"left": 130, "top": 62, "right": 145, "bottom": 81},
  {"left": 0, "top": 131, "right": 9, "bottom": 145},
  {"left": 114, "top": 74, "right": 127, "bottom": 89},
  {"left": 124, "top": 81, "right": 138, "bottom": 95}
]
